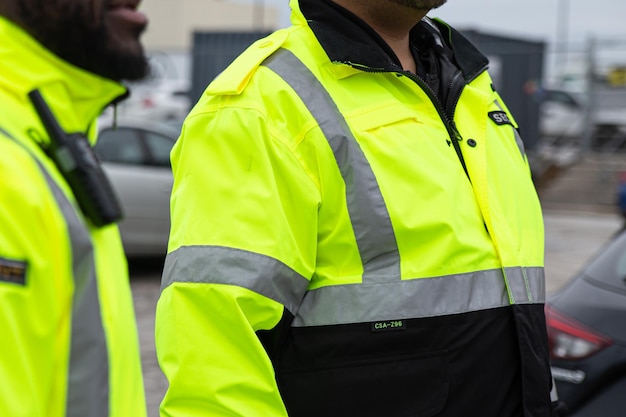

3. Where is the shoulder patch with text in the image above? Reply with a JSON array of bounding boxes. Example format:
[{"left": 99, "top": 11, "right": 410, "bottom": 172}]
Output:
[
  {"left": 0, "top": 257, "right": 27, "bottom": 286},
  {"left": 488, "top": 111, "right": 513, "bottom": 126}
]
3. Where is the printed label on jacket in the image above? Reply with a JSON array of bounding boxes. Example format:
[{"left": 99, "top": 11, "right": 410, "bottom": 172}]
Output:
[
  {"left": 488, "top": 111, "right": 513, "bottom": 126},
  {"left": 371, "top": 320, "right": 406, "bottom": 332},
  {"left": 0, "top": 257, "right": 27, "bottom": 286}
]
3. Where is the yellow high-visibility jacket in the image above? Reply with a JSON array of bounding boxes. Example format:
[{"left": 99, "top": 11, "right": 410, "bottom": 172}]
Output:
[
  {"left": 0, "top": 17, "right": 146, "bottom": 417},
  {"left": 157, "top": 1, "right": 552, "bottom": 416}
]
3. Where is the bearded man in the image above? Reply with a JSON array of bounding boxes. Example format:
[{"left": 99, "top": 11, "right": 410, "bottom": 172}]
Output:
[
  {"left": 0, "top": 1, "right": 149, "bottom": 416},
  {"left": 156, "top": 1, "right": 564, "bottom": 416}
]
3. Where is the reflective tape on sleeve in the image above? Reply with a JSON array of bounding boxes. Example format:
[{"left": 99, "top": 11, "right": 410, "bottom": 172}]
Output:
[
  {"left": 161, "top": 245, "right": 311, "bottom": 316},
  {"left": 0, "top": 128, "right": 109, "bottom": 417}
]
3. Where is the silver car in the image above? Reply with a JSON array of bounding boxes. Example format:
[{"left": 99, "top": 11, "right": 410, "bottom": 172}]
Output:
[{"left": 94, "top": 117, "right": 180, "bottom": 257}]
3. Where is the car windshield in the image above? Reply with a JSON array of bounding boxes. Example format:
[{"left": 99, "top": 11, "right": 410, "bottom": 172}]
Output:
[
  {"left": 582, "top": 229, "right": 626, "bottom": 292},
  {"left": 95, "top": 125, "right": 177, "bottom": 167},
  {"left": 542, "top": 90, "right": 581, "bottom": 108}
]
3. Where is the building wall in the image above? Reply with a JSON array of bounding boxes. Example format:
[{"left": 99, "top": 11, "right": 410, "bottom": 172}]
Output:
[{"left": 139, "top": 0, "right": 279, "bottom": 50}]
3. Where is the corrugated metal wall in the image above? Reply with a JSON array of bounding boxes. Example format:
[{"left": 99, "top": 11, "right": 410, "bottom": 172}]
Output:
[{"left": 190, "top": 31, "right": 270, "bottom": 104}]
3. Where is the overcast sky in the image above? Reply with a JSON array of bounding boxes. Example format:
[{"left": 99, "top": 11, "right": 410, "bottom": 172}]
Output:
[
  {"left": 435, "top": 0, "right": 626, "bottom": 46},
  {"left": 265, "top": 0, "right": 626, "bottom": 50}
]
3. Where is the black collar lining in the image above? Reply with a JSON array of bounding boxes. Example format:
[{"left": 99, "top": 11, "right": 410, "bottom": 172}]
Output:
[{"left": 298, "top": 0, "right": 489, "bottom": 81}]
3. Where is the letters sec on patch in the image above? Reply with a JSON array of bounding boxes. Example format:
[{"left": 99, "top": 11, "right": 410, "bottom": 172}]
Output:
[{"left": 488, "top": 111, "right": 513, "bottom": 126}]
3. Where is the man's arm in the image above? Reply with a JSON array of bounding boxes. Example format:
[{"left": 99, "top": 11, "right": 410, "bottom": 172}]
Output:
[
  {"left": 156, "top": 282, "right": 290, "bottom": 416},
  {"left": 155, "top": 105, "right": 318, "bottom": 416}
]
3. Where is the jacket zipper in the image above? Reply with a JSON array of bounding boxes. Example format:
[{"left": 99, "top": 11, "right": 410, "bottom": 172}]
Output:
[
  {"left": 345, "top": 60, "right": 474, "bottom": 180},
  {"left": 402, "top": 68, "right": 471, "bottom": 180}
]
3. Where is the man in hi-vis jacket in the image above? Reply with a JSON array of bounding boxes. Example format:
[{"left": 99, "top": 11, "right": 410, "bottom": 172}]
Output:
[
  {"left": 0, "top": 1, "right": 149, "bottom": 416},
  {"left": 156, "top": 0, "right": 564, "bottom": 416}
]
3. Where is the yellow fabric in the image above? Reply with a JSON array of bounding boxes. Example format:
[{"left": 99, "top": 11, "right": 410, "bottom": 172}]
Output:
[
  {"left": 0, "top": 17, "right": 146, "bottom": 417},
  {"left": 157, "top": 5, "right": 544, "bottom": 416},
  {"left": 157, "top": 284, "right": 288, "bottom": 416}
]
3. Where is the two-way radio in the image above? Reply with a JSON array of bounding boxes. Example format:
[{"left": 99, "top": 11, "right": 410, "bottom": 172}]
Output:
[{"left": 28, "top": 89, "right": 123, "bottom": 227}]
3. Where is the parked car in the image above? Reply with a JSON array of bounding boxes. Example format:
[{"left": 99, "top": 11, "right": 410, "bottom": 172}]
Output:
[
  {"left": 94, "top": 117, "right": 181, "bottom": 257},
  {"left": 537, "top": 86, "right": 626, "bottom": 151},
  {"left": 546, "top": 226, "right": 626, "bottom": 416},
  {"left": 538, "top": 88, "right": 586, "bottom": 141},
  {"left": 118, "top": 78, "right": 191, "bottom": 122}
]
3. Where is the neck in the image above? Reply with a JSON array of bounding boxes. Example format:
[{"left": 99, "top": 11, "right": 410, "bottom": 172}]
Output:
[{"left": 331, "top": 0, "right": 428, "bottom": 72}]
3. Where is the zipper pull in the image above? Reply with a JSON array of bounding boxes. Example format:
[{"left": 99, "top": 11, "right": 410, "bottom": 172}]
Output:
[{"left": 450, "top": 120, "right": 463, "bottom": 142}]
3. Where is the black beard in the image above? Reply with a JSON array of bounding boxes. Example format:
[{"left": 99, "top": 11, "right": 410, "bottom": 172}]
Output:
[
  {"left": 17, "top": 1, "right": 149, "bottom": 82},
  {"left": 389, "top": 0, "right": 447, "bottom": 10}
]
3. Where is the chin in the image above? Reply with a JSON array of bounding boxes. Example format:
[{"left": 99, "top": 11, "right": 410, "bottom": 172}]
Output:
[{"left": 89, "top": 32, "right": 149, "bottom": 81}]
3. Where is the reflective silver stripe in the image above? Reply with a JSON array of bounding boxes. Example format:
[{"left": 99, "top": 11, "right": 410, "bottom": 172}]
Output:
[
  {"left": 494, "top": 100, "right": 525, "bottom": 158},
  {"left": 505, "top": 266, "right": 544, "bottom": 303},
  {"left": 0, "top": 128, "right": 109, "bottom": 417},
  {"left": 162, "top": 246, "right": 310, "bottom": 316},
  {"left": 293, "top": 267, "right": 545, "bottom": 327},
  {"left": 263, "top": 49, "right": 401, "bottom": 283},
  {"left": 162, "top": 244, "right": 544, "bottom": 325},
  {"left": 550, "top": 374, "right": 559, "bottom": 402}
]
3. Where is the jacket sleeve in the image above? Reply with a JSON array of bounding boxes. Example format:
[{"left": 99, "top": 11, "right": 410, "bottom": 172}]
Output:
[
  {"left": 156, "top": 282, "right": 291, "bottom": 416},
  {"left": 155, "top": 103, "right": 319, "bottom": 416},
  {"left": 0, "top": 140, "right": 72, "bottom": 417}
]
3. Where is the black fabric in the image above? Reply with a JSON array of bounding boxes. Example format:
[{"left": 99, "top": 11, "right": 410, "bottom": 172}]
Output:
[
  {"left": 409, "top": 21, "right": 463, "bottom": 111},
  {"left": 298, "top": 0, "right": 489, "bottom": 84},
  {"left": 258, "top": 307, "right": 550, "bottom": 417},
  {"left": 512, "top": 304, "right": 554, "bottom": 417},
  {"left": 410, "top": 22, "right": 448, "bottom": 100},
  {"left": 551, "top": 401, "right": 569, "bottom": 417},
  {"left": 299, "top": 0, "right": 401, "bottom": 71}
]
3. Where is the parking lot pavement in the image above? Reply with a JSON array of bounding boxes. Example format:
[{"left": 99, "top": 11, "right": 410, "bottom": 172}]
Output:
[
  {"left": 130, "top": 209, "right": 625, "bottom": 417},
  {"left": 543, "top": 209, "right": 623, "bottom": 294}
]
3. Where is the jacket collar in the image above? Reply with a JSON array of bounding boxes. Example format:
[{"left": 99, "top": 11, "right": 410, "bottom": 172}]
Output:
[
  {"left": 294, "top": 0, "right": 489, "bottom": 82},
  {"left": 0, "top": 16, "right": 128, "bottom": 137}
]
